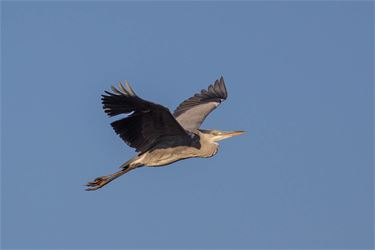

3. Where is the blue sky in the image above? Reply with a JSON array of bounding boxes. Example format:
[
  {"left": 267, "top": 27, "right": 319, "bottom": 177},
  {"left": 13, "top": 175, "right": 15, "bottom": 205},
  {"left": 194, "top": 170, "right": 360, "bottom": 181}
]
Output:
[{"left": 1, "top": 1, "right": 373, "bottom": 249}]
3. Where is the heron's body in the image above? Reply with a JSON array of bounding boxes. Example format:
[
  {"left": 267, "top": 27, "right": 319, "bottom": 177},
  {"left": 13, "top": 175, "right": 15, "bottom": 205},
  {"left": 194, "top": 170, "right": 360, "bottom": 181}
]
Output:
[
  {"left": 86, "top": 77, "right": 244, "bottom": 190},
  {"left": 131, "top": 130, "right": 219, "bottom": 167}
]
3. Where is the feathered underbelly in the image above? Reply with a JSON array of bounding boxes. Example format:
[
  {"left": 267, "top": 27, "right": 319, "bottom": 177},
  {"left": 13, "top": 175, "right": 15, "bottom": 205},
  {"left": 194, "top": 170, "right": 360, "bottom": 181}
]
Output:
[{"left": 140, "top": 145, "right": 218, "bottom": 167}]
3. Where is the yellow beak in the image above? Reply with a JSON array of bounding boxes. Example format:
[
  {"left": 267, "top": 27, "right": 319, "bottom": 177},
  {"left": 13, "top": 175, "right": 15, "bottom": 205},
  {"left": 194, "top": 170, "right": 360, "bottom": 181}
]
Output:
[{"left": 215, "top": 130, "right": 246, "bottom": 141}]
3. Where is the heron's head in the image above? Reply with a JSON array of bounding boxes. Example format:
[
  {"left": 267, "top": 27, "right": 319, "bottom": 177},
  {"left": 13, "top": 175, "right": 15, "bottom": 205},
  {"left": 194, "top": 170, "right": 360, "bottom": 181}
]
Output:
[{"left": 199, "top": 129, "right": 246, "bottom": 142}]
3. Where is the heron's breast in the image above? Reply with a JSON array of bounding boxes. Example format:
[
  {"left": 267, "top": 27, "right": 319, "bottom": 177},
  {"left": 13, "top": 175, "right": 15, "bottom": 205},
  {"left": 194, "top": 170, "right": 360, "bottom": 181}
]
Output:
[{"left": 198, "top": 143, "right": 219, "bottom": 158}]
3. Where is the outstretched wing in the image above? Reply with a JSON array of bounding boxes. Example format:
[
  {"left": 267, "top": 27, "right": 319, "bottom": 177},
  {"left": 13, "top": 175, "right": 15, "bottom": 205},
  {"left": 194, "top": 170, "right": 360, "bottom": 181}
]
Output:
[
  {"left": 102, "top": 81, "right": 191, "bottom": 153},
  {"left": 173, "top": 76, "right": 228, "bottom": 131}
]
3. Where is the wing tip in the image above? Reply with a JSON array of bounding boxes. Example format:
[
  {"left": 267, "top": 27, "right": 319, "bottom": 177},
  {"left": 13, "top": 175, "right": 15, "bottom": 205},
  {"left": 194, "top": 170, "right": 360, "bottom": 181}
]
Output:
[
  {"left": 105, "top": 80, "right": 138, "bottom": 97},
  {"left": 212, "top": 75, "right": 228, "bottom": 100}
]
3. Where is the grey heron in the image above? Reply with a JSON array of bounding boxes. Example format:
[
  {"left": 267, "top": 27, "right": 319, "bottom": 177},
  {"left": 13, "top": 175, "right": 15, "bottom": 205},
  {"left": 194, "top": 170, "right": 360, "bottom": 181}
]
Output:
[{"left": 86, "top": 76, "right": 245, "bottom": 191}]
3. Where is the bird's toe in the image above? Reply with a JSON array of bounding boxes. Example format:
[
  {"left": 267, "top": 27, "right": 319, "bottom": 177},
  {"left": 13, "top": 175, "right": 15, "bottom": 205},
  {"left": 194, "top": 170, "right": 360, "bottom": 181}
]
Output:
[{"left": 85, "top": 176, "right": 109, "bottom": 191}]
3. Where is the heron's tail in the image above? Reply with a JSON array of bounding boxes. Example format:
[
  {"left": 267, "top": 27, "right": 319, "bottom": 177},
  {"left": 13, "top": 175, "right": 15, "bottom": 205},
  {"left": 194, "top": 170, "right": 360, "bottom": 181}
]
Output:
[{"left": 85, "top": 160, "right": 142, "bottom": 191}]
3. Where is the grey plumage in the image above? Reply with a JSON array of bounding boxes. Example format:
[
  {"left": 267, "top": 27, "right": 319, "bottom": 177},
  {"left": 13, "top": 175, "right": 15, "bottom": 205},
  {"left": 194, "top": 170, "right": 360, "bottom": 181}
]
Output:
[
  {"left": 174, "top": 76, "right": 227, "bottom": 131},
  {"left": 86, "top": 76, "right": 244, "bottom": 191}
]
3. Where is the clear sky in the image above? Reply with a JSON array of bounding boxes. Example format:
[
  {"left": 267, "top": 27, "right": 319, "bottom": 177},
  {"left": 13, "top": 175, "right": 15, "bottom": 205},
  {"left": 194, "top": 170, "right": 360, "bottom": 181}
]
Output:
[{"left": 1, "top": 1, "right": 373, "bottom": 249}]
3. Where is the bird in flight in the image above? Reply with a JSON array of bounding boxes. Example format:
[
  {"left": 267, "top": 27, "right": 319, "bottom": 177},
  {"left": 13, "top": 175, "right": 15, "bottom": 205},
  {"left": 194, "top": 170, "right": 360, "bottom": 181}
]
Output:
[{"left": 86, "top": 76, "right": 245, "bottom": 190}]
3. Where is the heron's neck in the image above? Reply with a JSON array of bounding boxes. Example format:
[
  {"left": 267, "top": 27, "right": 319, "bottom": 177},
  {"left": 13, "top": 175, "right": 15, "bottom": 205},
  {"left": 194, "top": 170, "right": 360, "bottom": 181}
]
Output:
[{"left": 197, "top": 132, "right": 219, "bottom": 157}]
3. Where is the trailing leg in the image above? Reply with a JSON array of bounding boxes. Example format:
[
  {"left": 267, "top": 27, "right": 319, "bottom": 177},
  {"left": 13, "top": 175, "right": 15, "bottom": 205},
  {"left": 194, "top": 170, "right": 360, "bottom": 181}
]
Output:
[{"left": 85, "top": 162, "right": 142, "bottom": 191}]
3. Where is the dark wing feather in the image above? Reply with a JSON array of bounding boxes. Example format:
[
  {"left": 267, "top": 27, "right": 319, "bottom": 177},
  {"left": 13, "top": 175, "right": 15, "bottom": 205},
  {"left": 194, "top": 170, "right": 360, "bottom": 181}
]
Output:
[
  {"left": 173, "top": 76, "right": 228, "bottom": 131},
  {"left": 102, "top": 81, "right": 190, "bottom": 153}
]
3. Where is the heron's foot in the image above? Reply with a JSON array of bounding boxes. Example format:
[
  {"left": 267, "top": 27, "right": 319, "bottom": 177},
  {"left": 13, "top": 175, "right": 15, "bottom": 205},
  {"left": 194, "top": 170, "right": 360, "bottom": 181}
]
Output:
[{"left": 85, "top": 176, "right": 111, "bottom": 191}]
